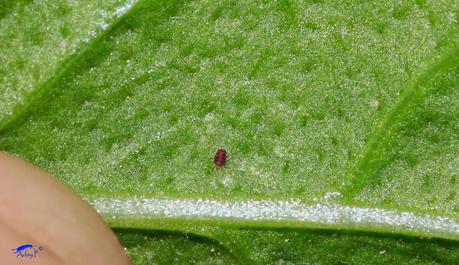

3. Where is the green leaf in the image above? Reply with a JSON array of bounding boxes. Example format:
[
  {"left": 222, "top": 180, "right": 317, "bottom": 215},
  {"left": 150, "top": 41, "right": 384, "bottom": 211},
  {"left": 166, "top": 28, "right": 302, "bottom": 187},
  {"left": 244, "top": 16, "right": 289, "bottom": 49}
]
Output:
[
  {"left": 116, "top": 227, "right": 459, "bottom": 264},
  {"left": 1, "top": 0, "right": 458, "bottom": 263}
]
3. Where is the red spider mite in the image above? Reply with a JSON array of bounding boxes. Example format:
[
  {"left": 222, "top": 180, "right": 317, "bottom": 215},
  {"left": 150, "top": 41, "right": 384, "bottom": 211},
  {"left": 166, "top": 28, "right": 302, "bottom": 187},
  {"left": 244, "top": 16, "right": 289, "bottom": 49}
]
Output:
[{"left": 214, "top": 148, "right": 227, "bottom": 168}]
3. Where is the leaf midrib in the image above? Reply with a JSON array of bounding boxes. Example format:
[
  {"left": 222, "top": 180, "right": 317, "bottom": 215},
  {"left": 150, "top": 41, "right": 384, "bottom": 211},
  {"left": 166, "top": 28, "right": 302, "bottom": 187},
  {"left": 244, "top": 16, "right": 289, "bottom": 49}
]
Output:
[{"left": 88, "top": 197, "right": 459, "bottom": 241}]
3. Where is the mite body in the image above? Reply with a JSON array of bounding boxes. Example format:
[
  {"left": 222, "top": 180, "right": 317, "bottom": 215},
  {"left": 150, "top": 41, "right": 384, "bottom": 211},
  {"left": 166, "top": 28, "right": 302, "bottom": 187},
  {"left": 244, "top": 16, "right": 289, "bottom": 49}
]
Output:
[{"left": 214, "top": 148, "right": 227, "bottom": 168}]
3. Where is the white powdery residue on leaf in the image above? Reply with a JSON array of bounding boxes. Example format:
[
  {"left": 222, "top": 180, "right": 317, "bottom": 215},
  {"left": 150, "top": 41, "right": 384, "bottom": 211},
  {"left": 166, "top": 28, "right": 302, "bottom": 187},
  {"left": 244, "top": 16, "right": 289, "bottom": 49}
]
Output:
[
  {"left": 88, "top": 197, "right": 459, "bottom": 237},
  {"left": 114, "top": 0, "right": 137, "bottom": 18},
  {"left": 84, "top": 0, "right": 140, "bottom": 43},
  {"left": 322, "top": 191, "right": 342, "bottom": 203}
]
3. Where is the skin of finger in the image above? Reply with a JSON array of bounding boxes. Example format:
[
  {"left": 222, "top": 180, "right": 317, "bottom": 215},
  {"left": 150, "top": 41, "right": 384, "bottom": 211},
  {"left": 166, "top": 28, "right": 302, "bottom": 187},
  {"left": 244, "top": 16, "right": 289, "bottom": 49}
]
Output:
[
  {"left": 0, "top": 152, "right": 132, "bottom": 265},
  {"left": 0, "top": 220, "right": 61, "bottom": 265}
]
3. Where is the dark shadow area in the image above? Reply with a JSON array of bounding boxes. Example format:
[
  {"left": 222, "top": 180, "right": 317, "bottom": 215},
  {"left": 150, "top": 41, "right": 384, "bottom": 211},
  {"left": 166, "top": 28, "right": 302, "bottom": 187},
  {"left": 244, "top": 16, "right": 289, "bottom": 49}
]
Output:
[{"left": 114, "top": 227, "right": 240, "bottom": 264}]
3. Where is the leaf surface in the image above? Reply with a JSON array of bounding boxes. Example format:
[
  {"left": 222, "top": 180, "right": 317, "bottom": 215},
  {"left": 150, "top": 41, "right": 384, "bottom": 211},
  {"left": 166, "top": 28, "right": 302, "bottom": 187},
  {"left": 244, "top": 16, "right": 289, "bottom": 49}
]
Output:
[{"left": 1, "top": 0, "right": 458, "bottom": 263}]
